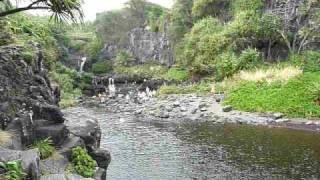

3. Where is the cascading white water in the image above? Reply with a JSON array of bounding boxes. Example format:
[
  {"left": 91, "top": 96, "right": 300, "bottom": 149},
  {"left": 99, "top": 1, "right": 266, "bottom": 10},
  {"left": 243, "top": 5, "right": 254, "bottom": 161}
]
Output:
[
  {"left": 108, "top": 78, "right": 116, "bottom": 98},
  {"left": 80, "top": 57, "right": 87, "bottom": 73}
]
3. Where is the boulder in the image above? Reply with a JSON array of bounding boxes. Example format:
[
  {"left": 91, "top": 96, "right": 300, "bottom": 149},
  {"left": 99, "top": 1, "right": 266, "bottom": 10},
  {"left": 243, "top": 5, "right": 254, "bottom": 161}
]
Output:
[
  {"left": 34, "top": 124, "right": 69, "bottom": 146},
  {"left": 89, "top": 149, "right": 111, "bottom": 169},
  {"left": 40, "top": 156, "right": 69, "bottom": 174},
  {"left": 0, "top": 148, "right": 40, "bottom": 180}
]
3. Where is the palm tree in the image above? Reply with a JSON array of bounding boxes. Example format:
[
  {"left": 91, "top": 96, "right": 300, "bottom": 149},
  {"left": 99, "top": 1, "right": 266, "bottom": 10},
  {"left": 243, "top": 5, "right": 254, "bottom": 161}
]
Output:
[{"left": 0, "top": 0, "right": 83, "bottom": 21}]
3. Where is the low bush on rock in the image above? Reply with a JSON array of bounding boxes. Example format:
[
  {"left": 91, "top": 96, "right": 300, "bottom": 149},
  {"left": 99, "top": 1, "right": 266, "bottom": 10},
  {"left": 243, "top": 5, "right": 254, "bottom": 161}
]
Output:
[
  {"left": 0, "top": 161, "right": 25, "bottom": 180},
  {"left": 71, "top": 146, "right": 97, "bottom": 178},
  {"left": 31, "top": 138, "right": 55, "bottom": 160}
]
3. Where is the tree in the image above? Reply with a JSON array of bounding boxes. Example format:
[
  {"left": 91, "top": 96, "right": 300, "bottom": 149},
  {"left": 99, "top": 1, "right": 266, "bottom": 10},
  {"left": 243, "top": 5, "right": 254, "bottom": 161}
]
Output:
[
  {"left": 192, "top": 0, "right": 231, "bottom": 21},
  {"left": 0, "top": 0, "right": 83, "bottom": 21},
  {"left": 169, "top": 0, "right": 194, "bottom": 45},
  {"left": 274, "top": 0, "right": 320, "bottom": 53}
]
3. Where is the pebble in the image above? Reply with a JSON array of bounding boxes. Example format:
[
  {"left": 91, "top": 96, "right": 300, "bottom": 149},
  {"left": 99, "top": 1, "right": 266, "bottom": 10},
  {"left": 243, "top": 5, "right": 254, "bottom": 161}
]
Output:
[
  {"left": 305, "top": 121, "right": 314, "bottom": 125},
  {"left": 173, "top": 101, "right": 180, "bottom": 107},
  {"left": 273, "top": 113, "right": 284, "bottom": 120},
  {"left": 200, "top": 108, "right": 207, "bottom": 112},
  {"left": 222, "top": 106, "right": 232, "bottom": 112},
  {"left": 180, "top": 107, "right": 187, "bottom": 112}
]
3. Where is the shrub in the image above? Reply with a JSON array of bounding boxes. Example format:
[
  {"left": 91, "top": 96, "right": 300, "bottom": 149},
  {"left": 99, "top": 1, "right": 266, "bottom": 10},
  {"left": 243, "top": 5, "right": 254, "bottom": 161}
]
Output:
[
  {"left": 0, "top": 161, "right": 25, "bottom": 180},
  {"left": 163, "top": 67, "right": 188, "bottom": 81},
  {"left": 71, "top": 147, "right": 96, "bottom": 178},
  {"left": 237, "top": 48, "right": 261, "bottom": 70},
  {"left": 31, "top": 138, "right": 55, "bottom": 159},
  {"left": 302, "top": 51, "right": 320, "bottom": 72},
  {"left": 215, "top": 52, "right": 237, "bottom": 81},
  {"left": 92, "top": 61, "right": 113, "bottom": 75}
]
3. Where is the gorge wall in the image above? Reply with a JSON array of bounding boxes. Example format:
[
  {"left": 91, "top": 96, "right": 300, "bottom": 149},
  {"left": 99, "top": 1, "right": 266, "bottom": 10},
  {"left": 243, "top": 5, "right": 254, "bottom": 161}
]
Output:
[{"left": 99, "top": 27, "right": 173, "bottom": 66}]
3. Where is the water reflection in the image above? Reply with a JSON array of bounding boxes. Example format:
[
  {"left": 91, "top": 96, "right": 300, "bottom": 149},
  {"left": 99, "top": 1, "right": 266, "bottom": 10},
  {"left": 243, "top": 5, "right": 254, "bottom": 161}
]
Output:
[{"left": 176, "top": 122, "right": 320, "bottom": 179}]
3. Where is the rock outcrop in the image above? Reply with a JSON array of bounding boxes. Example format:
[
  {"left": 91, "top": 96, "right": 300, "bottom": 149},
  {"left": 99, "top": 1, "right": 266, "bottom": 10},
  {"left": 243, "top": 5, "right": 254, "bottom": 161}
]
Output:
[
  {"left": 128, "top": 28, "right": 173, "bottom": 66},
  {"left": 0, "top": 45, "right": 110, "bottom": 179},
  {"left": 98, "top": 27, "right": 173, "bottom": 66}
]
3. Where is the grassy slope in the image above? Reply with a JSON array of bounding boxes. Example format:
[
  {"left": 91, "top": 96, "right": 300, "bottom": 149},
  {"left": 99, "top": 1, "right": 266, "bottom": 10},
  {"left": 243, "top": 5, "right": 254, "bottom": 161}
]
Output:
[{"left": 224, "top": 72, "right": 320, "bottom": 118}]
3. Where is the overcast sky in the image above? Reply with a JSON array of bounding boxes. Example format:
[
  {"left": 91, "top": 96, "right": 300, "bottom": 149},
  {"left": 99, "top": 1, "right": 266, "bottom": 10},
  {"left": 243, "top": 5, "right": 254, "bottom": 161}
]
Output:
[
  {"left": 83, "top": 0, "right": 173, "bottom": 21},
  {"left": 15, "top": 0, "right": 173, "bottom": 21}
]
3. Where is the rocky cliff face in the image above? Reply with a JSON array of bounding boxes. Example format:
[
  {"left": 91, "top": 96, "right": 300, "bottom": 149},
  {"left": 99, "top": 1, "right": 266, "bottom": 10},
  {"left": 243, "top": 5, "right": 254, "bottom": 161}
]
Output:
[
  {"left": 128, "top": 28, "right": 173, "bottom": 66},
  {"left": 0, "top": 45, "right": 110, "bottom": 180},
  {"left": 99, "top": 27, "right": 173, "bottom": 66}
]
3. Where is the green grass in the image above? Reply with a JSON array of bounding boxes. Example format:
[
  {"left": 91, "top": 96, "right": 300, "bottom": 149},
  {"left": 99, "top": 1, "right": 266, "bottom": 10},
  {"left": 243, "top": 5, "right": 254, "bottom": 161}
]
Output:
[
  {"left": 224, "top": 72, "right": 320, "bottom": 118},
  {"left": 158, "top": 82, "right": 211, "bottom": 95}
]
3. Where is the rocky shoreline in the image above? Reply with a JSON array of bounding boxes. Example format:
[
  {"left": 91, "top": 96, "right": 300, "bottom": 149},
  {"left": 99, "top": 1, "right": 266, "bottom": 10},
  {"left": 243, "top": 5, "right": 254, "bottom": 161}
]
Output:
[
  {"left": 0, "top": 45, "right": 110, "bottom": 180},
  {"left": 85, "top": 91, "right": 320, "bottom": 133}
]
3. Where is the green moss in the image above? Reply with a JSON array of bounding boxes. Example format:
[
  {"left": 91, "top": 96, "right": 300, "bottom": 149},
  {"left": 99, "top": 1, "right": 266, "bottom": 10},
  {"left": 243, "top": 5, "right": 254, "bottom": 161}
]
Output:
[{"left": 224, "top": 72, "right": 320, "bottom": 118}]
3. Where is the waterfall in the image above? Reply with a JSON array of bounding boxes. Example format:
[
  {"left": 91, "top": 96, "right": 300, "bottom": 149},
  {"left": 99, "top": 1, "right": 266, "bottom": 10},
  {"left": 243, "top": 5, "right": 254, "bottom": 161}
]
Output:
[
  {"left": 108, "top": 78, "right": 116, "bottom": 98},
  {"left": 80, "top": 57, "right": 87, "bottom": 73}
]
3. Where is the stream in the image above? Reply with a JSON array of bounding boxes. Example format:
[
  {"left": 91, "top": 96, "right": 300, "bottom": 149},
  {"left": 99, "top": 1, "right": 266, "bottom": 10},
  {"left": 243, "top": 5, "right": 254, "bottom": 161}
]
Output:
[{"left": 66, "top": 105, "right": 320, "bottom": 180}]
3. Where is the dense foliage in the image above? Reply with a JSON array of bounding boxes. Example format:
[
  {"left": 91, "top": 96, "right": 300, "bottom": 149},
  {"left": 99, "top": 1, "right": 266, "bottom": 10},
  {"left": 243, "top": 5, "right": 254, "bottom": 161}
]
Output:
[{"left": 71, "top": 146, "right": 97, "bottom": 178}]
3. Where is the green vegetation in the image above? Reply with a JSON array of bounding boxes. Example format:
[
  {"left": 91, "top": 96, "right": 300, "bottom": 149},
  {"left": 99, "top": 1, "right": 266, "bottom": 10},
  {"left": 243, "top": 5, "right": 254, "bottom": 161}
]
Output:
[
  {"left": 224, "top": 72, "right": 320, "bottom": 118},
  {"left": 114, "top": 63, "right": 168, "bottom": 80},
  {"left": 31, "top": 138, "right": 55, "bottom": 160},
  {"left": 162, "top": 67, "right": 189, "bottom": 81},
  {"left": 50, "top": 63, "right": 84, "bottom": 108},
  {"left": 0, "top": 161, "right": 25, "bottom": 180},
  {"left": 92, "top": 61, "right": 113, "bottom": 75},
  {"left": 0, "top": 0, "right": 83, "bottom": 21},
  {"left": 71, "top": 146, "right": 97, "bottom": 178},
  {"left": 158, "top": 82, "right": 211, "bottom": 96}
]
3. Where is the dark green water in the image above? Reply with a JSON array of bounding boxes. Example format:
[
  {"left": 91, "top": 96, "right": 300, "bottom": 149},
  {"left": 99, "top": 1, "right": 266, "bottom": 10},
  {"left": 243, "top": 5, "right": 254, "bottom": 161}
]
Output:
[{"left": 79, "top": 107, "right": 320, "bottom": 180}]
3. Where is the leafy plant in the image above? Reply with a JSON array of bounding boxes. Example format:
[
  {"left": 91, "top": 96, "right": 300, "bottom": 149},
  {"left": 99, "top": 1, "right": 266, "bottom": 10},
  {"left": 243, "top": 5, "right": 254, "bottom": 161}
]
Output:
[
  {"left": 31, "top": 138, "right": 55, "bottom": 159},
  {"left": 71, "top": 146, "right": 97, "bottom": 178},
  {"left": 0, "top": 161, "right": 25, "bottom": 180}
]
